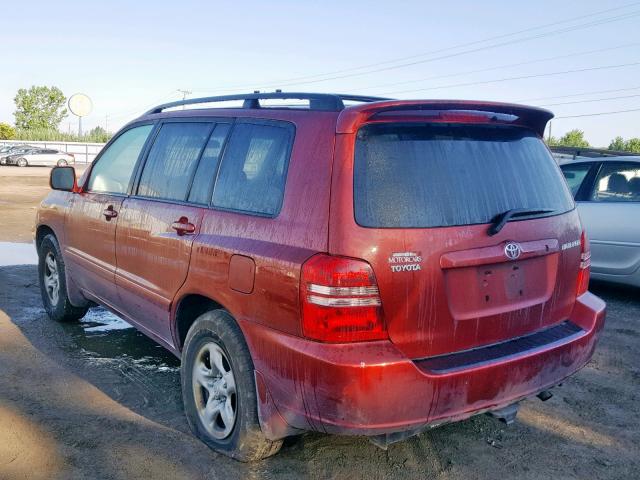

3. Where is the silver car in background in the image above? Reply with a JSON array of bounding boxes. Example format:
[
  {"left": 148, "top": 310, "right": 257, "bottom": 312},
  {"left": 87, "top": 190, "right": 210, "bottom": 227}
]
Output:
[
  {"left": 4, "top": 148, "right": 75, "bottom": 167},
  {"left": 560, "top": 157, "right": 640, "bottom": 287},
  {"left": 0, "top": 145, "right": 36, "bottom": 164}
]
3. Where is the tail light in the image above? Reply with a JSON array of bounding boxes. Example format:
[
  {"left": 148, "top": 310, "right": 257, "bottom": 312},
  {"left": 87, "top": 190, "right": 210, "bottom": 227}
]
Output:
[
  {"left": 577, "top": 230, "right": 591, "bottom": 295},
  {"left": 300, "top": 254, "right": 386, "bottom": 342}
]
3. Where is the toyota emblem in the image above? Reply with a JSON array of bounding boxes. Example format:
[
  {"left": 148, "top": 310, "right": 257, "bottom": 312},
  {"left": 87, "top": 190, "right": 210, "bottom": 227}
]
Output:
[{"left": 504, "top": 242, "right": 522, "bottom": 260}]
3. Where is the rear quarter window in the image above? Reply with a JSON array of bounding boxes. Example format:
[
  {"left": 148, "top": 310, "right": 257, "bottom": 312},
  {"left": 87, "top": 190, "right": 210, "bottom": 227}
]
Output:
[
  {"left": 354, "top": 123, "right": 574, "bottom": 228},
  {"left": 212, "top": 122, "right": 293, "bottom": 216},
  {"left": 560, "top": 163, "right": 593, "bottom": 197}
]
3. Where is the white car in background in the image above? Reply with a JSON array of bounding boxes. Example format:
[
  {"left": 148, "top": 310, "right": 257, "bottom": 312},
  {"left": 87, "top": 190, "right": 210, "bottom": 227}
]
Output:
[
  {"left": 4, "top": 148, "right": 75, "bottom": 167},
  {"left": 560, "top": 156, "right": 640, "bottom": 287}
]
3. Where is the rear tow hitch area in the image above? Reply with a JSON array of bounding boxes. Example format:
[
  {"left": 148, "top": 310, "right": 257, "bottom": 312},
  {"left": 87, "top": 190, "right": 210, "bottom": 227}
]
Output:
[
  {"left": 368, "top": 426, "right": 428, "bottom": 450},
  {"left": 487, "top": 403, "right": 520, "bottom": 425},
  {"left": 537, "top": 390, "right": 553, "bottom": 401}
]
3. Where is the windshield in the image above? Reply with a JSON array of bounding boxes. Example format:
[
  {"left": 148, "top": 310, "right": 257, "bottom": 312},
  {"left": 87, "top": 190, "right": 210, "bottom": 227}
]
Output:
[{"left": 353, "top": 123, "right": 574, "bottom": 228}]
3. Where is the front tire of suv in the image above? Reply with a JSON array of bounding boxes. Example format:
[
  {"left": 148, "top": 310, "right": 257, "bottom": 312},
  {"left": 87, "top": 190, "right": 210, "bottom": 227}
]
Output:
[
  {"left": 181, "top": 310, "right": 282, "bottom": 461},
  {"left": 38, "top": 234, "right": 88, "bottom": 322},
  {"left": 17, "top": 158, "right": 28, "bottom": 167}
]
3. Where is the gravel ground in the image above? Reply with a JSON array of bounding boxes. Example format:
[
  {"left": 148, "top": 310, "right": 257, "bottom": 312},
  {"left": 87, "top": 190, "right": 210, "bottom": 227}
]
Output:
[{"left": 0, "top": 166, "right": 638, "bottom": 479}]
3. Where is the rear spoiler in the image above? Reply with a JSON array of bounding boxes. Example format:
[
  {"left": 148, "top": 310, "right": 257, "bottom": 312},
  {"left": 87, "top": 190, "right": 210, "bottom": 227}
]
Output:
[{"left": 336, "top": 100, "right": 554, "bottom": 137}]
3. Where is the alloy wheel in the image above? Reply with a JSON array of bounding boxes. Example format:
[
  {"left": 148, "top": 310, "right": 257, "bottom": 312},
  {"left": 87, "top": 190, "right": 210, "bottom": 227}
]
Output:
[
  {"left": 192, "top": 341, "right": 237, "bottom": 439},
  {"left": 43, "top": 252, "right": 60, "bottom": 306}
]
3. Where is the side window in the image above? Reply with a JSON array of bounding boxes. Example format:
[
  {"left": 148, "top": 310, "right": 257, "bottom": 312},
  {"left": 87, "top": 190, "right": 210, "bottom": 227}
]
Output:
[
  {"left": 87, "top": 125, "right": 153, "bottom": 194},
  {"left": 213, "top": 122, "right": 292, "bottom": 216},
  {"left": 560, "top": 163, "right": 593, "bottom": 197},
  {"left": 591, "top": 162, "right": 640, "bottom": 202},
  {"left": 137, "top": 122, "right": 211, "bottom": 201},
  {"left": 188, "top": 123, "right": 231, "bottom": 204}
]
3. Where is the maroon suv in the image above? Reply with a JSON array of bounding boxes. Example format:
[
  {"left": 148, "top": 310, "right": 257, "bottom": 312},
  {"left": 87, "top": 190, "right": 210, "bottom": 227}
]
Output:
[{"left": 36, "top": 92, "right": 605, "bottom": 461}]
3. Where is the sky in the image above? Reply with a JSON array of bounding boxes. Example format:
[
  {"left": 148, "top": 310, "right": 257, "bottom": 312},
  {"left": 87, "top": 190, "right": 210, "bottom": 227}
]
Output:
[{"left": 2, "top": 0, "right": 639, "bottom": 147}]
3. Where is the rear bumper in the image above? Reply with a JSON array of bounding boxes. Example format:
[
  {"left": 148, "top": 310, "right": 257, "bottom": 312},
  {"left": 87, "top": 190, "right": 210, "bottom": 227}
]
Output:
[{"left": 241, "top": 292, "right": 605, "bottom": 439}]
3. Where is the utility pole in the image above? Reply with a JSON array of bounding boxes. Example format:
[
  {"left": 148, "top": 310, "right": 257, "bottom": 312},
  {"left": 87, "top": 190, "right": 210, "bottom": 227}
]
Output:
[
  {"left": 177, "top": 89, "right": 192, "bottom": 109},
  {"left": 547, "top": 120, "right": 552, "bottom": 143},
  {"left": 105, "top": 114, "right": 109, "bottom": 132}
]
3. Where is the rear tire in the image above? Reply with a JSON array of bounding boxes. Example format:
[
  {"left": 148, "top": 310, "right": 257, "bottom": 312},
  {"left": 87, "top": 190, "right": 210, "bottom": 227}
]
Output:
[
  {"left": 17, "top": 158, "right": 27, "bottom": 167},
  {"left": 57, "top": 159, "right": 68, "bottom": 167},
  {"left": 38, "top": 234, "right": 88, "bottom": 322},
  {"left": 181, "top": 310, "right": 282, "bottom": 461}
]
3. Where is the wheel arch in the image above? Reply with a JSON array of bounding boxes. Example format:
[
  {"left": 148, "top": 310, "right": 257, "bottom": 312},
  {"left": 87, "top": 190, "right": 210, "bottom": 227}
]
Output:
[
  {"left": 173, "top": 293, "right": 228, "bottom": 352},
  {"left": 35, "top": 224, "right": 57, "bottom": 251}
]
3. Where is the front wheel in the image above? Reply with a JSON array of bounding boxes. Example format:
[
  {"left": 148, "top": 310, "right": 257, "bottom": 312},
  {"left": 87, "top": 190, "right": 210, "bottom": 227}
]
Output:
[
  {"left": 181, "top": 310, "right": 282, "bottom": 461},
  {"left": 38, "top": 234, "right": 88, "bottom": 322},
  {"left": 17, "top": 157, "right": 28, "bottom": 167}
]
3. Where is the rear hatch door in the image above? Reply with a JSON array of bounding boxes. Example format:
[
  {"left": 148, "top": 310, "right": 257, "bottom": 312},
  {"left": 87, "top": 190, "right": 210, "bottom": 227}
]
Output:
[{"left": 330, "top": 119, "right": 583, "bottom": 359}]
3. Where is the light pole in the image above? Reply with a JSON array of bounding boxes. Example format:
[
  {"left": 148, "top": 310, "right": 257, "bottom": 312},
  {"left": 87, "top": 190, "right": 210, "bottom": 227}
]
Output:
[
  {"left": 68, "top": 93, "right": 93, "bottom": 137},
  {"left": 177, "top": 89, "right": 192, "bottom": 109}
]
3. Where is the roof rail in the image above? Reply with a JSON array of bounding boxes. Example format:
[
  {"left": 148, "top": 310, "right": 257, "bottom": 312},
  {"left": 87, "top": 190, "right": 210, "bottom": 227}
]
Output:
[
  {"left": 549, "top": 145, "right": 638, "bottom": 158},
  {"left": 144, "top": 92, "right": 392, "bottom": 115}
]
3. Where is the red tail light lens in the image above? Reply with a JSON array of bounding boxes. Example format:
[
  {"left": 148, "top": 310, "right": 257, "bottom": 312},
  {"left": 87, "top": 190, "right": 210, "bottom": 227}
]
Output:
[
  {"left": 300, "top": 254, "right": 386, "bottom": 342},
  {"left": 577, "top": 230, "right": 591, "bottom": 295}
]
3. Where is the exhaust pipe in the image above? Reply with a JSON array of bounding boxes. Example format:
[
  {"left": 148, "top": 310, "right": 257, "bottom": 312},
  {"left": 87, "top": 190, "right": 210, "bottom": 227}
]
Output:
[{"left": 487, "top": 403, "right": 519, "bottom": 425}]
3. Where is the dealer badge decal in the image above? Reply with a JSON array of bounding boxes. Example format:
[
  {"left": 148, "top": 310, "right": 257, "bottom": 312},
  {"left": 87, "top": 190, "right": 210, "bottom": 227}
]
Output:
[{"left": 388, "top": 252, "right": 422, "bottom": 272}]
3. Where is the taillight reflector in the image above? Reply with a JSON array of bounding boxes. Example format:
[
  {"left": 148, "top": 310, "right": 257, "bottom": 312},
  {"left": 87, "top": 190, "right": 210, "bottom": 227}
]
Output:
[
  {"left": 577, "top": 230, "right": 591, "bottom": 295},
  {"left": 300, "top": 254, "right": 386, "bottom": 342}
]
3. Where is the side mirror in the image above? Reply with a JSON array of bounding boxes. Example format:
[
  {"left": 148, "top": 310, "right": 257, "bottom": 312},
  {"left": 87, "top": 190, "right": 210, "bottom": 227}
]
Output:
[
  {"left": 50, "top": 166, "right": 77, "bottom": 192},
  {"left": 563, "top": 172, "right": 576, "bottom": 179}
]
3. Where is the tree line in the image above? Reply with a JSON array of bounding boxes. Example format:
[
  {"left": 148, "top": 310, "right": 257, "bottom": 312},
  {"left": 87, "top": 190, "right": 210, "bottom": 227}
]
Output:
[
  {"left": 1, "top": 85, "right": 639, "bottom": 152},
  {"left": 549, "top": 129, "right": 640, "bottom": 152},
  {"left": 0, "top": 85, "right": 112, "bottom": 143}
]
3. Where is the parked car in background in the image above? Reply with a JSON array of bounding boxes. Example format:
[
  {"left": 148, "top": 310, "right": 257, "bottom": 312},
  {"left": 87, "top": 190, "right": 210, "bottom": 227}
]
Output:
[
  {"left": 0, "top": 144, "right": 36, "bottom": 164},
  {"left": 4, "top": 148, "right": 75, "bottom": 167},
  {"left": 36, "top": 92, "right": 605, "bottom": 461},
  {"left": 560, "top": 157, "right": 640, "bottom": 287}
]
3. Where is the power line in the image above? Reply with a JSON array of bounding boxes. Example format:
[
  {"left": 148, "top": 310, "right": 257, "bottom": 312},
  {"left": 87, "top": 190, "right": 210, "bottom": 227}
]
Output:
[
  {"left": 356, "top": 42, "right": 640, "bottom": 93},
  {"left": 378, "top": 61, "right": 640, "bottom": 96},
  {"left": 191, "top": 2, "right": 640, "bottom": 92},
  {"left": 517, "top": 85, "right": 640, "bottom": 102},
  {"left": 177, "top": 89, "right": 192, "bottom": 109},
  {"left": 538, "top": 93, "right": 640, "bottom": 107},
  {"left": 555, "top": 107, "right": 640, "bottom": 119},
  {"left": 107, "top": 91, "right": 179, "bottom": 120},
  {"left": 192, "top": 8, "right": 640, "bottom": 93},
  {"left": 300, "top": 11, "right": 640, "bottom": 88}
]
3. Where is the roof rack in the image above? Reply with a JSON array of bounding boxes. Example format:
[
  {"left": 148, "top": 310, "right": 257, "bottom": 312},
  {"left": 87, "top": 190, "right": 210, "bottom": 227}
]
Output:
[
  {"left": 144, "top": 92, "right": 392, "bottom": 115},
  {"left": 549, "top": 145, "right": 638, "bottom": 159}
]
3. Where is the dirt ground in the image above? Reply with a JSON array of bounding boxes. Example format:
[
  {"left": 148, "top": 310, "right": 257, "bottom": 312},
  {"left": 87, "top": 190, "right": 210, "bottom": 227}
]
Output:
[
  {"left": 0, "top": 166, "right": 87, "bottom": 242},
  {"left": 0, "top": 167, "right": 639, "bottom": 479}
]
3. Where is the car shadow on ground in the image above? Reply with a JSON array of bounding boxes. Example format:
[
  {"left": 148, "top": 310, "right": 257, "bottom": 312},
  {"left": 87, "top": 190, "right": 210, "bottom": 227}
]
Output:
[{"left": 1, "top": 264, "right": 639, "bottom": 479}]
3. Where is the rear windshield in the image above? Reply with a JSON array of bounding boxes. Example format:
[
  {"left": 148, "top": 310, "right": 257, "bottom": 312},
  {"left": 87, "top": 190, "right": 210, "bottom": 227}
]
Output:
[{"left": 354, "top": 123, "right": 574, "bottom": 228}]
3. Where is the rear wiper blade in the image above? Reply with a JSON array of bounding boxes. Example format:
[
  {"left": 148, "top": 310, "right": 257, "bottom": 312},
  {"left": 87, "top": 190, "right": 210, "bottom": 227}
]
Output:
[{"left": 488, "top": 208, "right": 556, "bottom": 236}]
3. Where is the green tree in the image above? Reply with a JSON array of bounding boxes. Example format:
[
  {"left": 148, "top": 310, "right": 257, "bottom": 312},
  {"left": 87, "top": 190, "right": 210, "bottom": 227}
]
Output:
[
  {"left": 87, "top": 125, "right": 111, "bottom": 142},
  {"left": 556, "top": 129, "right": 590, "bottom": 148},
  {"left": 608, "top": 136, "right": 626, "bottom": 151},
  {"left": 0, "top": 122, "right": 16, "bottom": 140},
  {"left": 14, "top": 86, "right": 67, "bottom": 130},
  {"left": 625, "top": 138, "right": 640, "bottom": 153}
]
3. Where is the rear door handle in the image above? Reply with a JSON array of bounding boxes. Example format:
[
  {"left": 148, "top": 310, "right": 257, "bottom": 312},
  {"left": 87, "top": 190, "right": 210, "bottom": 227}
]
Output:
[
  {"left": 171, "top": 217, "right": 196, "bottom": 236},
  {"left": 103, "top": 205, "right": 118, "bottom": 221}
]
